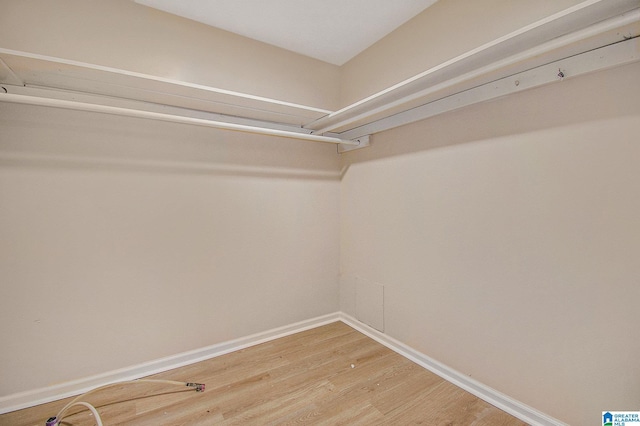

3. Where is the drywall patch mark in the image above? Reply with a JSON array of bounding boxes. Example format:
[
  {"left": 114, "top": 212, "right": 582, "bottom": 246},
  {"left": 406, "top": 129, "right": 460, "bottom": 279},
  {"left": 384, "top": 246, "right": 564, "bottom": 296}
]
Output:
[{"left": 356, "top": 277, "right": 384, "bottom": 332}]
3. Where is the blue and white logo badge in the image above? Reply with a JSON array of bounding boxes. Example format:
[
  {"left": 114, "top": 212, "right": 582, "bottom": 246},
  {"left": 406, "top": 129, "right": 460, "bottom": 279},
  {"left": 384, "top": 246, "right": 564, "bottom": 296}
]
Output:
[{"left": 603, "top": 411, "right": 640, "bottom": 426}]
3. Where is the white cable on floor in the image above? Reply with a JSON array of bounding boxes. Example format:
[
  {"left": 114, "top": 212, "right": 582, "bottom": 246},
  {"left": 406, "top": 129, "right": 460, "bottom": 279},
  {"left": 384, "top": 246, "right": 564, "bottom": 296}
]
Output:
[
  {"left": 47, "top": 378, "right": 205, "bottom": 425},
  {"left": 56, "top": 401, "right": 103, "bottom": 426}
]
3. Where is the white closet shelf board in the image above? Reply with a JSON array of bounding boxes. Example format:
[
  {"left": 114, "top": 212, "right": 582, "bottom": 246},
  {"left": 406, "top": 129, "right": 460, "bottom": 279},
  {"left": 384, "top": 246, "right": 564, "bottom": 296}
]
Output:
[
  {"left": 0, "top": 0, "right": 638, "bottom": 148},
  {"left": 305, "top": 0, "right": 640, "bottom": 135},
  {"left": 339, "top": 37, "right": 640, "bottom": 141},
  {"left": 0, "top": 49, "right": 331, "bottom": 127}
]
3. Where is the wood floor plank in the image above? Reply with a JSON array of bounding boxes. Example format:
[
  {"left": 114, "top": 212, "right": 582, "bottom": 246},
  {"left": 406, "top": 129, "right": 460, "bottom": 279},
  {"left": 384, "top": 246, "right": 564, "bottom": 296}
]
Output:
[
  {"left": 219, "top": 379, "right": 334, "bottom": 425},
  {"left": 368, "top": 361, "right": 444, "bottom": 415},
  {"left": 0, "top": 322, "right": 528, "bottom": 426}
]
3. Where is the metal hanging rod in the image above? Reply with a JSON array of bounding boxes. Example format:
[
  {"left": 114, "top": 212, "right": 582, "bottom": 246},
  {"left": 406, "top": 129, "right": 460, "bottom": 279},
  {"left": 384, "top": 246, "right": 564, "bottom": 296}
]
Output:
[{"left": 0, "top": 92, "right": 360, "bottom": 146}]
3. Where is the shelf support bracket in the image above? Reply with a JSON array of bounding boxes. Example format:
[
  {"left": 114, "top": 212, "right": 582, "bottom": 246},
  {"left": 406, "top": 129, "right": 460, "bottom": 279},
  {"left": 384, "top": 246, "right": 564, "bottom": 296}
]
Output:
[{"left": 338, "top": 135, "right": 370, "bottom": 153}]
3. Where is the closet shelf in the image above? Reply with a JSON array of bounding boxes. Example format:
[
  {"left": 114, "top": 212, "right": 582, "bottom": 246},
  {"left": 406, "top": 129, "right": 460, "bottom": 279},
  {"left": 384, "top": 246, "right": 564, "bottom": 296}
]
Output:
[
  {"left": 0, "top": 47, "right": 332, "bottom": 126},
  {"left": 306, "top": 0, "right": 640, "bottom": 136},
  {"left": 1, "top": 0, "right": 638, "bottom": 149}
]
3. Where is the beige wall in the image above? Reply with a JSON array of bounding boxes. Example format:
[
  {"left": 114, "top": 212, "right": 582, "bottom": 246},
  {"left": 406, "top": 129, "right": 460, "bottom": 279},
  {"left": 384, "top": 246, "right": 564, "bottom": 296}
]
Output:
[
  {"left": 0, "top": 102, "right": 341, "bottom": 396},
  {"left": 0, "top": 0, "right": 342, "bottom": 397},
  {"left": 340, "top": 61, "right": 640, "bottom": 426},
  {"left": 0, "top": 0, "right": 341, "bottom": 110},
  {"left": 340, "top": 0, "right": 585, "bottom": 106}
]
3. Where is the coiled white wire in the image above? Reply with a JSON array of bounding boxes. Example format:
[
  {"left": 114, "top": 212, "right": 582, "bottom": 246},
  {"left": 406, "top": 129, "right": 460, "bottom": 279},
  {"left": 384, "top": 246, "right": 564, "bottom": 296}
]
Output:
[{"left": 53, "top": 379, "right": 202, "bottom": 425}]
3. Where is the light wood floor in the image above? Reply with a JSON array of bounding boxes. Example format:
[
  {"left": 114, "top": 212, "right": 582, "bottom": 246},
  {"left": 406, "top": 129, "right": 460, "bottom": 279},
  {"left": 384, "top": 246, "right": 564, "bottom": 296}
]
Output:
[{"left": 0, "top": 322, "right": 527, "bottom": 425}]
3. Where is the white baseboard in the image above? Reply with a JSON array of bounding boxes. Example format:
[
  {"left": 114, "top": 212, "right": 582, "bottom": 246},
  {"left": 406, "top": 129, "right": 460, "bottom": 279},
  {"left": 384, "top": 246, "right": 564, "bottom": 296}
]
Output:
[
  {"left": 0, "top": 312, "right": 342, "bottom": 414},
  {"left": 1, "top": 311, "right": 566, "bottom": 426},
  {"left": 338, "top": 313, "right": 568, "bottom": 426}
]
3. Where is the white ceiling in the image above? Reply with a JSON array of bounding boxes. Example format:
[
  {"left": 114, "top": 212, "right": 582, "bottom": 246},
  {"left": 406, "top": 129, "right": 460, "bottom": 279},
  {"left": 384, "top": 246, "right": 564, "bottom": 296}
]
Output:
[{"left": 134, "top": 0, "right": 438, "bottom": 65}]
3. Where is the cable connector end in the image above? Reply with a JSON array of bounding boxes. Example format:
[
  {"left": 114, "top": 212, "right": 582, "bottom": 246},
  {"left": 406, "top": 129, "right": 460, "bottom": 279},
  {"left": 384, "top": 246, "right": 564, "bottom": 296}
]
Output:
[
  {"left": 186, "top": 382, "right": 205, "bottom": 392},
  {"left": 45, "top": 417, "right": 58, "bottom": 426}
]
